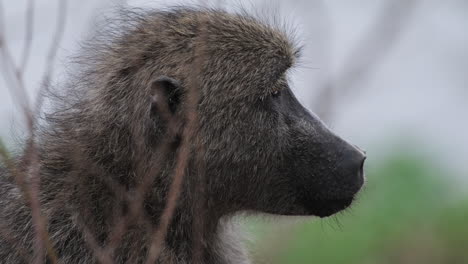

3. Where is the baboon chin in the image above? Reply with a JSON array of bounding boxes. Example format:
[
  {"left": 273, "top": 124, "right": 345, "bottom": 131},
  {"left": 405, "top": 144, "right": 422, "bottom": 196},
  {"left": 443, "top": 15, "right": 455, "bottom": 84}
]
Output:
[{"left": 0, "top": 6, "right": 365, "bottom": 264}]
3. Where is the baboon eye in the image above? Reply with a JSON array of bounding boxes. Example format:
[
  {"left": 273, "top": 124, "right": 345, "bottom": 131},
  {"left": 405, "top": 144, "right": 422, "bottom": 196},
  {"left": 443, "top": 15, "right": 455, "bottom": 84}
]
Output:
[{"left": 271, "top": 90, "right": 281, "bottom": 98}]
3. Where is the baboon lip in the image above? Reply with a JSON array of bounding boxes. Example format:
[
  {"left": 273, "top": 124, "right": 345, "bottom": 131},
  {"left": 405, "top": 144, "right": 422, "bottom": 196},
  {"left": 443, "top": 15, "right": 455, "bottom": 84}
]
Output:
[{"left": 305, "top": 197, "right": 354, "bottom": 218}]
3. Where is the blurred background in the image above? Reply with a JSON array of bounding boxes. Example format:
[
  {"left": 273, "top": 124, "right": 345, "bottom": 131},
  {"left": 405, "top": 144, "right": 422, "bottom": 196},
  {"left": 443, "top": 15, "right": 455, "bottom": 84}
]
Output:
[{"left": 1, "top": 0, "right": 467, "bottom": 263}]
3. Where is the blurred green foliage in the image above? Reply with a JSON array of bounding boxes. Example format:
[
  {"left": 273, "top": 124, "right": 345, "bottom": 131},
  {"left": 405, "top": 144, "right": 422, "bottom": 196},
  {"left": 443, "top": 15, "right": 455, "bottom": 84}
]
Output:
[{"left": 249, "top": 153, "right": 468, "bottom": 264}]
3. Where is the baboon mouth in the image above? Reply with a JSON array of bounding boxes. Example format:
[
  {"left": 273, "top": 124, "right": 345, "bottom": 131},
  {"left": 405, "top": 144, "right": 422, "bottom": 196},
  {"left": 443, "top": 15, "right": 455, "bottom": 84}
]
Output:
[{"left": 305, "top": 197, "right": 354, "bottom": 218}]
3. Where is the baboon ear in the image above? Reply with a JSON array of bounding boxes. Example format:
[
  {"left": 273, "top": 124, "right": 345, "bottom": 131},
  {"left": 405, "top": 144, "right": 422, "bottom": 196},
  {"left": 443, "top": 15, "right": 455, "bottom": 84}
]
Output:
[{"left": 150, "top": 76, "right": 181, "bottom": 114}]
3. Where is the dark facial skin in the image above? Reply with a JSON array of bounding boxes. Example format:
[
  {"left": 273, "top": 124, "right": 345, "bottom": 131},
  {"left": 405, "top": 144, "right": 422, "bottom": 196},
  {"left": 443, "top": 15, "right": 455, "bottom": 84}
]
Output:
[
  {"left": 208, "top": 80, "right": 365, "bottom": 217},
  {"left": 158, "top": 74, "right": 366, "bottom": 219},
  {"left": 278, "top": 88, "right": 366, "bottom": 217},
  {"left": 203, "top": 80, "right": 365, "bottom": 218}
]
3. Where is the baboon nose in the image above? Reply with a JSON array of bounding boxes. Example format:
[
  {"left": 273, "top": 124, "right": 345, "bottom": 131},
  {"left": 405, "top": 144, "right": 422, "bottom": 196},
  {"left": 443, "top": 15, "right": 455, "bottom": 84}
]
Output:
[
  {"left": 343, "top": 147, "right": 366, "bottom": 189},
  {"left": 358, "top": 154, "right": 366, "bottom": 178}
]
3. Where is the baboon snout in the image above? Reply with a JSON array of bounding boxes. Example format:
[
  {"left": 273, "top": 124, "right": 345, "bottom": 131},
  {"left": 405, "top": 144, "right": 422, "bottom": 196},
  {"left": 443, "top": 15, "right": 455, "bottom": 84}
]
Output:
[
  {"left": 341, "top": 145, "right": 366, "bottom": 191},
  {"left": 294, "top": 136, "right": 367, "bottom": 217}
]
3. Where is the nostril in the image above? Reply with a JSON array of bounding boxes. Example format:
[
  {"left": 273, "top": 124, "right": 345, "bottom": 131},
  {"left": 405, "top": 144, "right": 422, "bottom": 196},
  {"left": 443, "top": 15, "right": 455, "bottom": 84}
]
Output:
[
  {"left": 341, "top": 150, "right": 366, "bottom": 176},
  {"left": 359, "top": 156, "right": 366, "bottom": 173}
]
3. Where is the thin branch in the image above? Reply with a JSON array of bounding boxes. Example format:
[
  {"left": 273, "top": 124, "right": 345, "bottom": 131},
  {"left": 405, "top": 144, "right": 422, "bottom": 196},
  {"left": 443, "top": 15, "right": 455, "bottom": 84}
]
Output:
[
  {"left": 72, "top": 213, "right": 114, "bottom": 264},
  {"left": 315, "top": 0, "right": 418, "bottom": 122},
  {"left": 20, "top": 0, "right": 34, "bottom": 71},
  {"left": 101, "top": 78, "right": 184, "bottom": 259},
  {"left": 144, "top": 14, "right": 207, "bottom": 264},
  {"left": 0, "top": 1, "right": 67, "bottom": 262},
  {"left": 0, "top": 139, "right": 58, "bottom": 263},
  {"left": 0, "top": 1, "right": 32, "bottom": 124},
  {"left": 34, "top": 0, "right": 67, "bottom": 115},
  {"left": 191, "top": 139, "right": 207, "bottom": 263}
]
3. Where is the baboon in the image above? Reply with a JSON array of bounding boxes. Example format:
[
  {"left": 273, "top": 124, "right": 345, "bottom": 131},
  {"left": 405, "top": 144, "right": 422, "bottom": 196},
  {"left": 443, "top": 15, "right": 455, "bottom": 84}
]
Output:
[{"left": 0, "top": 6, "right": 366, "bottom": 264}]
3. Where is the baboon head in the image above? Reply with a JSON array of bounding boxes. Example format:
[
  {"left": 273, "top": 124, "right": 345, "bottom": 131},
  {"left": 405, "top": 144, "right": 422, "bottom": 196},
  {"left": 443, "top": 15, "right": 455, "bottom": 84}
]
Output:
[
  {"left": 144, "top": 9, "right": 366, "bottom": 218},
  {"left": 110, "top": 8, "right": 366, "bottom": 219}
]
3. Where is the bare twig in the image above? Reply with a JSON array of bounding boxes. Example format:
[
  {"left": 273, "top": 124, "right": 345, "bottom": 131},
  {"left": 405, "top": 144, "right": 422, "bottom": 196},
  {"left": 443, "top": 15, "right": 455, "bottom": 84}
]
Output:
[
  {"left": 72, "top": 213, "right": 114, "bottom": 264},
  {"left": 35, "top": 0, "right": 67, "bottom": 112},
  {"left": 144, "top": 15, "right": 207, "bottom": 264},
  {"left": 20, "top": 0, "right": 34, "bottom": 71},
  {"left": 315, "top": 0, "right": 418, "bottom": 122},
  {"left": 101, "top": 78, "right": 185, "bottom": 260},
  {"left": 0, "top": 1, "right": 68, "bottom": 263},
  {"left": 191, "top": 139, "right": 207, "bottom": 263},
  {"left": 0, "top": 1, "right": 32, "bottom": 125},
  {"left": 103, "top": 130, "right": 179, "bottom": 259},
  {"left": 66, "top": 149, "right": 115, "bottom": 264}
]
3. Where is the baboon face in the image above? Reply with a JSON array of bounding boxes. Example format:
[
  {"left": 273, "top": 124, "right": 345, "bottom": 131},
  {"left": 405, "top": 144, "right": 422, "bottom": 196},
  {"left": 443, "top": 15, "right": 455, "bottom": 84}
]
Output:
[
  {"left": 198, "top": 79, "right": 365, "bottom": 218},
  {"left": 155, "top": 75, "right": 365, "bottom": 218},
  {"left": 151, "top": 11, "right": 365, "bottom": 218}
]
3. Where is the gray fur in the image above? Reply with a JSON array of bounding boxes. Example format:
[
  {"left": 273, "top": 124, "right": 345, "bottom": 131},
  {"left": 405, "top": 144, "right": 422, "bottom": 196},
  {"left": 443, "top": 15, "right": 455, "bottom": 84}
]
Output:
[{"left": 0, "top": 6, "right": 365, "bottom": 264}]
